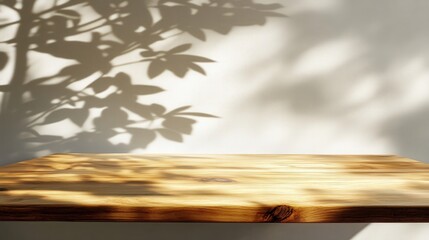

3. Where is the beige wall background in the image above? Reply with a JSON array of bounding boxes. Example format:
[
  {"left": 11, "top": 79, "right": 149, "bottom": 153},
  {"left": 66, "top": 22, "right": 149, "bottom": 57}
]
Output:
[{"left": 0, "top": 0, "right": 428, "bottom": 239}]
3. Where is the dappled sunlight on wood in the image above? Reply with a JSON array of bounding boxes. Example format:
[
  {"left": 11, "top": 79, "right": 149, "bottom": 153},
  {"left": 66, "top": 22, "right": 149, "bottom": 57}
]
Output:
[{"left": 0, "top": 154, "right": 428, "bottom": 222}]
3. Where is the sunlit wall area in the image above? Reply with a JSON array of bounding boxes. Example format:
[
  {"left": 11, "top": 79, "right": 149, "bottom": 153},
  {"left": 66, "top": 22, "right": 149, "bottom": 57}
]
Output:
[{"left": 1, "top": 0, "right": 428, "bottom": 239}]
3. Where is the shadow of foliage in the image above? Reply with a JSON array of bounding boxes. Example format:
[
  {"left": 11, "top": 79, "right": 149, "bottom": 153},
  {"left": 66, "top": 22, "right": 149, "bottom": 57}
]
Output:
[
  {"left": 0, "top": 0, "right": 282, "bottom": 162},
  {"left": 0, "top": 51, "right": 7, "bottom": 70}
]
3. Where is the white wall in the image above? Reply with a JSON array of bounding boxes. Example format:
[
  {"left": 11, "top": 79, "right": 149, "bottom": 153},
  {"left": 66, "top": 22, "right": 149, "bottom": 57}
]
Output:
[{"left": 1, "top": 0, "right": 429, "bottom": 239}]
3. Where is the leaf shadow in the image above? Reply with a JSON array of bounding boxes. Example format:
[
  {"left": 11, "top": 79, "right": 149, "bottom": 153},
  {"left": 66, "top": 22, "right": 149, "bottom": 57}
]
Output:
[{"left": 0, "top": 0, "right": 283, "bottom": 164}]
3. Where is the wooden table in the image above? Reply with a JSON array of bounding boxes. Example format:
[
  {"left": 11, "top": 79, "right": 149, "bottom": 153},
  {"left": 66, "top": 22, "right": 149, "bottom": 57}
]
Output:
[{"left": 0, "top": 154, "right": 428, "bottom": 222}]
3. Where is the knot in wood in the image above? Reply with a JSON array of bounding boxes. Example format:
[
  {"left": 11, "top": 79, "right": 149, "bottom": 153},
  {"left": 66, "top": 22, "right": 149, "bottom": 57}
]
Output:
[{"left": 264, "top": 205, "right": 294, "bottom": 222}]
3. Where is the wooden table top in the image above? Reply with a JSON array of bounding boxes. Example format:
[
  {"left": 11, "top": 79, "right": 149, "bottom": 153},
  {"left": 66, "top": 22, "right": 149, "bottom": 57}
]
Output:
[{"left": 0, "top": 153, "right": 428, "bottom": 222}]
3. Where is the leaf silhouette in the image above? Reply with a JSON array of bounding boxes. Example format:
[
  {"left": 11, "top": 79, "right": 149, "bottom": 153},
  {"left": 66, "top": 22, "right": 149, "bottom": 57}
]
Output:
[
  {"left": 34, "top": 12, "right": 82, "bottom": 42},
  {"left": 140, "top": 51, "right": 156, "bottom": 57},
  {"left": 126, "top": 103, "right": 154, "bottom": 120},
  {"left": 188, "top": 63, "right": 206, "bottom": 75},
  {"left": 89, "top": 77, "right": 114, "bottom": 93},
  {"left": 44, "top": 108, "right": 89, "bottom": 126},
  {"left": 162, "top": 117, "right": 196, "bottom": 135},
  {"left": 177, "top": 112, "right": 219, "bottom": 118},
  {"left": 186, "top": 27, "right": 206, "bottom": 41},
  {"left": 36, "top": 41, "right": 105, "bottom": 62},
  {"left": 148, "top": 59, "right": 166, "bottom": 78},
  {"left": 59, "top": 63, "right": 108, "bottom": 80},
  {"left": 166, "top": 60, "right": 189, "bottom": 77},
  {"left": 93, "top": 107, "right": 130, "bottom": 129},
  {"left": 149, "top": 104, "right": 166, "bottom": 116},
  {"left": 169, "top": 44, "right": 192, "bottom": 54},
  {"left": 0, "top": 51, "right": 7, "bottom": 70},
  {"left": 147, "top": 54, "right": 214, "bottom": 78},
  {"left": 165, "top": 105, "right": 192, "bottom": 116},
  {"left": 132, "top": 85, "right": 164, "bottom": 95},
  {"left": 128, "top": 128, "right": 156, "bottom": 149},
  {"left": 156, "top": 128, "right": 183, "bottom": 142},
  {"left": 176, "top": 55, "right": 215, "bottom": 62},
  {"left": 90, "top": 0, "right": 153, "bottom": 39}
]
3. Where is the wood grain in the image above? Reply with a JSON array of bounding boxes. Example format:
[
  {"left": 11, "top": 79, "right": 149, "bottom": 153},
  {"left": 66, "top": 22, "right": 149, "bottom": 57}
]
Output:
[{"left": 0, "top": 154, "right": 428, "bottom": 222}]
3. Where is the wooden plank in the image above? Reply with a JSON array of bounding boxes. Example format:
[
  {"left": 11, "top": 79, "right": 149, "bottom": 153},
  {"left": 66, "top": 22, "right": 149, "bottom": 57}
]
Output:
[{"left": 0, "top": 153, "right": 428, "bottom": 222}]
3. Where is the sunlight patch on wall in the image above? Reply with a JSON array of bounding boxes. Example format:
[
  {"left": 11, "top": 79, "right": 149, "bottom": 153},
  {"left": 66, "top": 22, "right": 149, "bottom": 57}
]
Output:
[
  {"left": 33, "top": 119, "right": 82, "bottom": 139},
  {"left": 82, "top": 108, "right": 103, "bottom": 131},
  {"left": 67, "top": 72, "right": 103, "bottom": 92},
  {"left": 0, "top": 5, "right": 19, "bottom": 42},
  {"left": 286, "top": 0, "right": 342, "bottom": 14},
  {"left": 26, "top": 51, "right": 76, "bottom": 83},
  {"left": 387, "top": 57, "right": 429, "bottom": 111},
  {"left": 292, "top": 38, "right": 363, "bottom": 77},
  {"left": 272, "top": 113, "right": 392, "bottom": 154},
  {"left": 346, "top": 75, "right": 381, "bottom": 107},
  {"left": 108, "top": 132, "right": 131, "bottom": 146}
]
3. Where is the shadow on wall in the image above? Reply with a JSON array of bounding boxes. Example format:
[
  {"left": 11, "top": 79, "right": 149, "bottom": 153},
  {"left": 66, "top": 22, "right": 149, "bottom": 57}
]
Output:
[
  {"left": 0, "top": 0, "right": 283, "bottom": 164},
  {"left": 240, "top": 0, "right": 429, "bottom": 162},
  {"left": 381, "top": 103, "right": 429, "bottom": 162},
  {"left": 0, "top": 222, "right": 367, "bottom": 240}
]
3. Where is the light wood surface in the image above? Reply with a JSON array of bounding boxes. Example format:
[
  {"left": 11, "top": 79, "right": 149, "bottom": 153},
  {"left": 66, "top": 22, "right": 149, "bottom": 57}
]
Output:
[{"left": 0, "top": 154, "right": 428, "bottom": 222}]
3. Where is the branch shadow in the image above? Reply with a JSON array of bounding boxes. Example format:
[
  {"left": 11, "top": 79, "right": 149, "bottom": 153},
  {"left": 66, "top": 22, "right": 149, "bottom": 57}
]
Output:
[{"left": 0, "top": 0, "right": 284, "bottom": 164}]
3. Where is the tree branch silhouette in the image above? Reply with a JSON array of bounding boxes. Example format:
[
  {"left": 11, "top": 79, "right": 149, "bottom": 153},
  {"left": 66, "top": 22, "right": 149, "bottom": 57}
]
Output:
[{"left": 0, "top": 0, "right": 283, "bottom": 162}]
